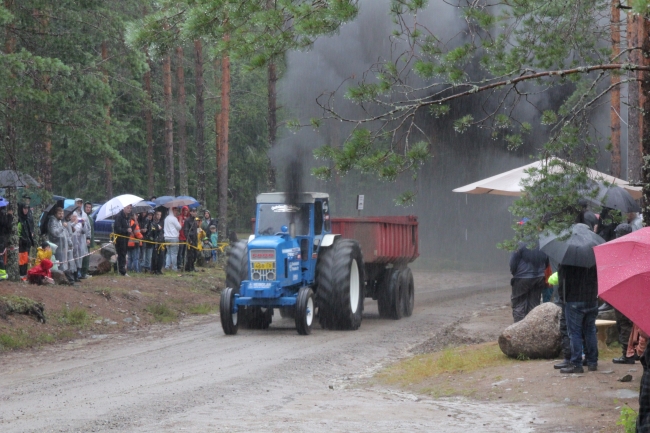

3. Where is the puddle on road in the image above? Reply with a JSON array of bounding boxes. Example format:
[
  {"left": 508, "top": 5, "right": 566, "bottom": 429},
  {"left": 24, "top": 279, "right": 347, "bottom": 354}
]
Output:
[{"left": 603, "top": 389, "right": 639, "bottom": 399}]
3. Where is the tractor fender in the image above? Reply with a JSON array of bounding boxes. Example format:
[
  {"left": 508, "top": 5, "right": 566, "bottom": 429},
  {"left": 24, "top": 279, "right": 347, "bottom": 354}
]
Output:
[{"left": 320, "top": 234, "right": 339, "bottom": 247}]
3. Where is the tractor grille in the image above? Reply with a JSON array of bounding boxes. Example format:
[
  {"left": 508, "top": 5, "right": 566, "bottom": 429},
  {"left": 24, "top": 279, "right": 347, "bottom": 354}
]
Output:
[{"left": 250, "top": 249, "right": 276, "bottom": 281}]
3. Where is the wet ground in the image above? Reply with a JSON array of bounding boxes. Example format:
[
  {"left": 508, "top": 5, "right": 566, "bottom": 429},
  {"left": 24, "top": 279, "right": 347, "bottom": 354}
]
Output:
[{"left": 0, "top": 270, "right": 601, "bottom": 432}]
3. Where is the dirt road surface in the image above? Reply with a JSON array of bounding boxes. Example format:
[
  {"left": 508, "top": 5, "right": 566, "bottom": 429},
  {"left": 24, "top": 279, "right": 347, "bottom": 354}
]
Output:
[{"left": 0, "top": 271, "right": 556, "bottom": 433}]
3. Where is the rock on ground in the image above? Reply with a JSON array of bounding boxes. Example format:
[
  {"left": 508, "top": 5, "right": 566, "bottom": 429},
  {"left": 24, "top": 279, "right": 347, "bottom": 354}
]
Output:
[
  {"left": 51, "top": 270, "right": 71, "bottom": 286},
  {"left": 99, "top": 243, "right": 116, "bottom": 261},
  {"left": 88, "top": 254, "right": 112, "bottom": 275},
  {"left": 498, "top": 302, "right": 562, "bottom": 359}
]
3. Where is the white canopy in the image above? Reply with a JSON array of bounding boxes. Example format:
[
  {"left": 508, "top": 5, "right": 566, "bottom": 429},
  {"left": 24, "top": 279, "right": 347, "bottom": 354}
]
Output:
[{"left": 453, "top": 159, "right": 642, "bottom": 200}]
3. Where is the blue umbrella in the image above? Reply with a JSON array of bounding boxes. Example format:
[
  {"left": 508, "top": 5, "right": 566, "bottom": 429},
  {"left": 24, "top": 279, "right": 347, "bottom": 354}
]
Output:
[
  {"left": 164, "top": 195, "right": 198, "bottom": 209},
  {"left": 154, "top": 196, "right": 175, "bottom": 207},
  {"left": 0, "top": 197, "right": 8, "bottom": 208}
]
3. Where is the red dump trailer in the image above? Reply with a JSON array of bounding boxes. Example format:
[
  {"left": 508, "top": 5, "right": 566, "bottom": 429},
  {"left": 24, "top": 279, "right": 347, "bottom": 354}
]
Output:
[
  {"left": 250, "top": 214, "right": 419, "bottom": 320},
  {"left": 332, "top": 216, "right": 419, "bottom": 319}
]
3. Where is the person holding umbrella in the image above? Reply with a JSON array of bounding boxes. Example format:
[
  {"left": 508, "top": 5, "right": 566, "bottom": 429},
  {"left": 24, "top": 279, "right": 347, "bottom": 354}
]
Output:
[
  {"left": 540, "top": 223, "right": 604, "bottom": 373},
  {"left": 114, "top": 204, "right": 132, "bottom": 277},
  {"left": 509, "top": 222, "right": 549, "bottom": 322}
]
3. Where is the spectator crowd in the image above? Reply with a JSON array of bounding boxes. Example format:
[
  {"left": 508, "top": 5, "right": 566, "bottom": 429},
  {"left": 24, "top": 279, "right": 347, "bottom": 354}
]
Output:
[{"left": 0, "top": 194, "right": 222, "bottom": 284}]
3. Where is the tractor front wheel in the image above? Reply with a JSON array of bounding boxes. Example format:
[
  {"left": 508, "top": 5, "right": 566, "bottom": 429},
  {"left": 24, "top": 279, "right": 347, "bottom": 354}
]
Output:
[
  {"left": 295, "top": 287, "right": 315, "bottom": 335},
  {"left": 220, "top": 287, "right": 238, "bottom": 335}
]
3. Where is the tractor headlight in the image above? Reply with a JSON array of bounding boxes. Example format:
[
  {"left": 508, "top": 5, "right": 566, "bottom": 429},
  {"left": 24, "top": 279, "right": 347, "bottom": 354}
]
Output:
[
  {"left": 252, "top": 272, "right": 261, "bottom": 280},
  {"left": 267, "top": 271, "right": 275, "bottom": 280}
]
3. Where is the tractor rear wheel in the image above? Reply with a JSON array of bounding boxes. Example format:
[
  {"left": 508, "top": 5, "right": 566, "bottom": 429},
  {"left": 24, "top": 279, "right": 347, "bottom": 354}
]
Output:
[
  {"left": 316, "top": 239, "right": 365, "bottom": 330},
  {"left": 225, "top": 240, "right": 253, "bottom": 326},
  {"left": 401, "top": 267, "right": 414, "bottom": 317},
  {"left": 377, "top": 268, "right": 402, "bottom": 320},
  {"left": 220, "top": 287, "right": 238, "bottom": 335},
  {"left": 295, "top": 287, "right": 315, "bottom": 335}
]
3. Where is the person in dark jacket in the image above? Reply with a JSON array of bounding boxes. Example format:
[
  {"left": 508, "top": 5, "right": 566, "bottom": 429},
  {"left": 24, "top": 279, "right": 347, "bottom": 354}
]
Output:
[
  {"left": 183, "top": 208, "right": 200, "bottom": 272},
  {"left": 637, "top": 329, "right": 650, "bottom": 432},
  {"left": 557, "top": 264, "right": 599, "bottom": 374},
  {"left": 509, "top": 239, "right": 549, "bottom": 322},
  {"left": 17, "top": 203, "right": 34, "bottom": 277},
  {"left": 113, "top": 204, "right": 132, "bottom": 276},
  {"left": 0, "top": 205, "right": 13, "bottom": 272},
  {"left": 200, "top": 210, "right": 217, "bottom": 233},
  {"left": 149, "top": 210, "right": 165, "bottom": 275}
]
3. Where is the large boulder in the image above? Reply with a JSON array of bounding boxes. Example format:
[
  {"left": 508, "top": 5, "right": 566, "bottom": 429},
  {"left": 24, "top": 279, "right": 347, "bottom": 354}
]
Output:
[
  {"left": 51, "top": 269, "right": 71, "bottom": 285},
  {"left": 498, "top": 302, "right": 562, "bottom": 359},
  {"left": 88, "top": 254, "right": 112, "bottom": 275},
  {"left": 99, "top": 243, "right": 116, "bottom": 261}
]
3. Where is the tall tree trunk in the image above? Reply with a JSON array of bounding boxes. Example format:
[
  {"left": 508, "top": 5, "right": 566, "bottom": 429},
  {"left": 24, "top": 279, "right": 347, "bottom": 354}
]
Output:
[
  {"left": 218, "top": 41, "right": 231, "bottom": 240},
  {"left": 640, "top": 15, "right": 650, "bottom": 225},
  {"left": 102, "top": 40, "right": 113, "bottom": 199},
  {"left": 610, "top": 0, "right": 621, "bottom": 178},
  {"left": 44, "top": 124, "right": 52, "bottom": 192},
  {"left": 176, "top": 46, "right": 188, "bottom": 196},
  {"left": 31, "top": 8, "right": 52, "bottom": 191},
  {"left": 628, "top": 13, "right": 642, "bottom": 183},
  {"left": 3, "top": 0, "right": 18, "bottom": 281},
  {"left": 144, "top": 50, "right": 154, "bottom": 198},
  {"left": 267, "top": 58, "right": 278, "bottom": 191},
  {"left": 163, "top": 53, "right": 175, "bottom": 196},
  {"left": 194, "top": 39, "right": 206, "bottom": 204}
]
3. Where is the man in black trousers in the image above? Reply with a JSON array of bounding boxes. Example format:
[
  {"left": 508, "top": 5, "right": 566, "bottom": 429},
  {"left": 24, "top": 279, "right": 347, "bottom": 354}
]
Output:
[{"left": 113, "top": 204, "right": 132, "bottom": 277}]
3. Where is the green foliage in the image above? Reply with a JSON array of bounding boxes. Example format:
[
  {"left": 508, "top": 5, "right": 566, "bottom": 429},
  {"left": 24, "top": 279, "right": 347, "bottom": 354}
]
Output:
[
  {"left": 617, "top": 405, "right": 637, "bottom": 433},
  {"left": 146, "top": 303, "right": 178, "bottom": 323},
  {"left": 453, "top": 115, "right": 474, "bottom": 133},
  {"left": 188, "top": 303, "right": 217, "bottom": 315},
  {"left": 59, "top": 306, "right": 90, "bottom": 327}
]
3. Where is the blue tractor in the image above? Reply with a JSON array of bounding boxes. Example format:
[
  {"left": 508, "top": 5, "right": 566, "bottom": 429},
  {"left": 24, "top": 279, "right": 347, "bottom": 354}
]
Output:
[{"left": 220, "top": 192, "right": 365, "bottom": 335}]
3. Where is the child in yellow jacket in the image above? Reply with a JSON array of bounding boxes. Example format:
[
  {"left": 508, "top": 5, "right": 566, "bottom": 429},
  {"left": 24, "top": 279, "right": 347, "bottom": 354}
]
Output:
[{"left": 35, "top": 241, "right": 52, "bottom": 267}]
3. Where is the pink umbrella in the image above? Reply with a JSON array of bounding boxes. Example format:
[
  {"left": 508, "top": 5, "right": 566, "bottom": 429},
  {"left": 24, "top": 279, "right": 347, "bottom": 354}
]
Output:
[{"left": 594, "top": 227, "right": 650, "bottom": 335}]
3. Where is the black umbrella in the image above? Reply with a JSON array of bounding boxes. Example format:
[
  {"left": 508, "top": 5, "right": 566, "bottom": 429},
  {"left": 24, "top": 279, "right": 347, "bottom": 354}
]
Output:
[
  {"left": 587, "top": 184, "right": 641, "bottom": 213},
  {"left": 64, "top": 204, "right": 79, "bottom": 218},
  {"left": 0, "top": 170, "right": 41, "bottom": 188},
  {"left": 539, "top": 223, "right": 605, "bottom": 268}
]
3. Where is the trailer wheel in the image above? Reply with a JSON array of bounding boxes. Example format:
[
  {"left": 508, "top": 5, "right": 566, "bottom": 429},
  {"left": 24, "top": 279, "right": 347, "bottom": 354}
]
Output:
[
  {"left": 378, "top": 268, "right": 403, "bottom": 320},
  {"left": 295, "top": 287, "right": 315, "bottom": 335},
  {"left": 401, "top": 267, "right": 414, "bottom": 317},
  {"left": 220, "top": 287, "right": 238, "bottom": 335},
  {"left": 316, "top": 239, "right": 365, "bottom": 330}
]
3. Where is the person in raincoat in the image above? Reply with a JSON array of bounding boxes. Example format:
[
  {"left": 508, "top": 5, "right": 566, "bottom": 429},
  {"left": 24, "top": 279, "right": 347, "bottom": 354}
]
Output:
[
  {"left": 71, "top": 212, "right": 88, "bottom": 277},
  {"left": 75, "top": 199, "right": 91, "bottom": 279},
  {"left": 200, "top": 210, "right": 217, "bottom": 233},
  {"left": 183, "top": 208, "right": 200, "bottom": 272},
  {"left": 66, "top": 213, "right": 79, "bottom": 282},
  {"left": 27, "top": 258, "right": 54, "bottom": 285},
  {"left": 127, "top": 213, "right": 143, "bottom": 273},
  {"left": 48, "top": 207, "right": 74, "bottom": 283}
]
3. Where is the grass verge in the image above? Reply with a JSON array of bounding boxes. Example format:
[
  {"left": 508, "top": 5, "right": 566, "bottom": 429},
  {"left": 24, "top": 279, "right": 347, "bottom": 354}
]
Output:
[
  {"left": 58, "top": 306, "right": 91, "bottom": 326},
  {"left": 188, "top": 303, "right": 217, "bottom": 315},
  {"left": 0, "top": 329, "right": 76, "bottom": 351},
  {"left": 146, "top": 303, "right": 178, "bottom": 323},
  {"left": 377, "top": 342, "right": 513, "bottom": 387}
]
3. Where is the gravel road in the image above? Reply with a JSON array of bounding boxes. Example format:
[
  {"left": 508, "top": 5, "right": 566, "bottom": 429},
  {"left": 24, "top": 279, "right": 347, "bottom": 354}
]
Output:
[{"left": 0, "top": 270, "right": 541, "bottom": 433}]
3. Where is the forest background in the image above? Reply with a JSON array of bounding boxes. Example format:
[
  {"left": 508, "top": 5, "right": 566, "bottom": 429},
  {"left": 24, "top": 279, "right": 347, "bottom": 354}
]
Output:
[{"left": 2, "top": 0, "right": 650, "bottom": 273}]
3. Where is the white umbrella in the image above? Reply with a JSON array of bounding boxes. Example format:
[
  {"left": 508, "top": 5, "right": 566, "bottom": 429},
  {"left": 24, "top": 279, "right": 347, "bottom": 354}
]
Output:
[
  {"left": 453, "top": 158, "right": 642, "bottom": 199},
  {"left": 96, "top": 194, "right": 143, "bottom": 221}
]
